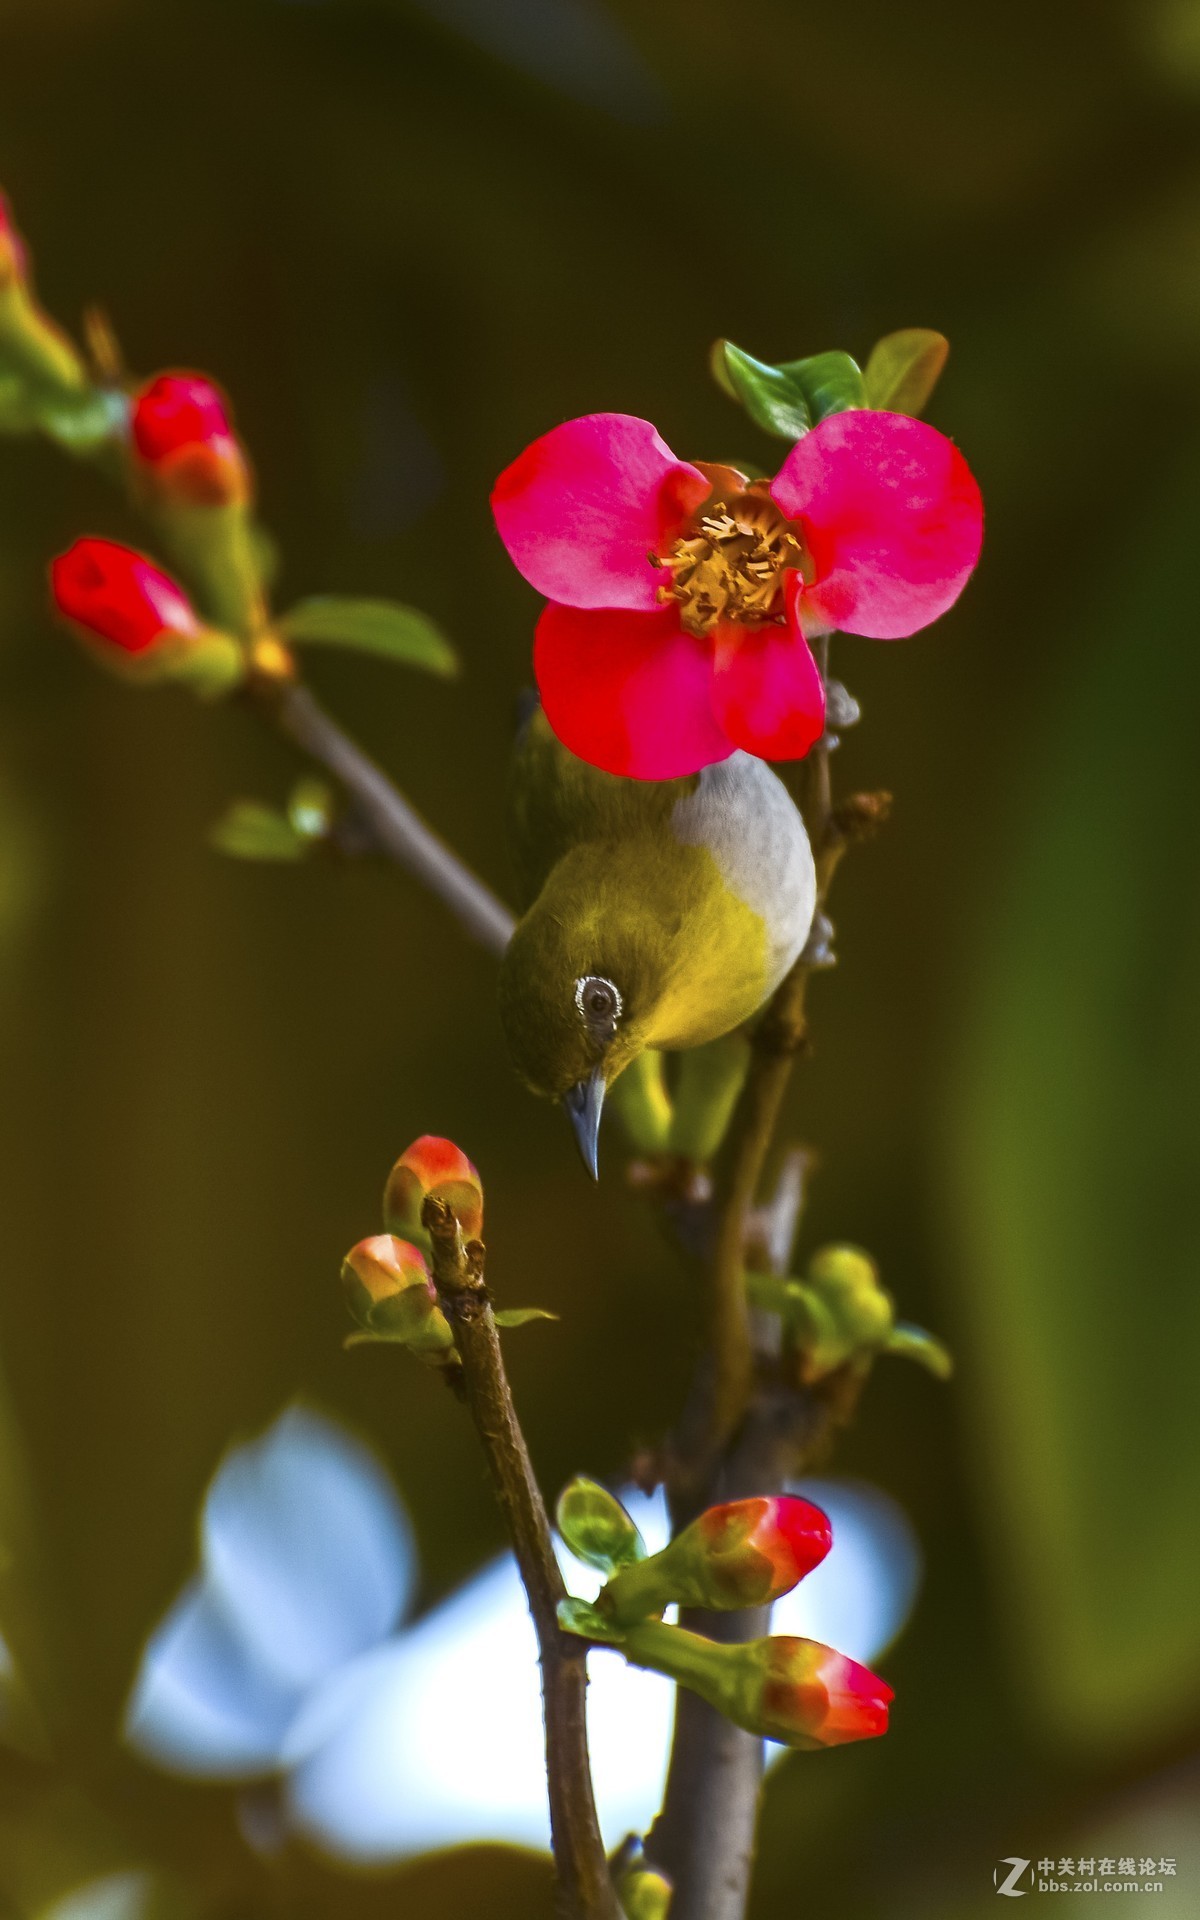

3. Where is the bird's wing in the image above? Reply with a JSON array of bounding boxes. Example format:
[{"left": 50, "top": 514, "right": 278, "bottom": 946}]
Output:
[{"left": 506, "top": 706, "right": 689, "bottom": 906}]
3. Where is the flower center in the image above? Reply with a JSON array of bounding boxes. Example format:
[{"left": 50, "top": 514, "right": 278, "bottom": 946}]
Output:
[{"left": 654, "top": 491, "right": 801, "bottom": 638}]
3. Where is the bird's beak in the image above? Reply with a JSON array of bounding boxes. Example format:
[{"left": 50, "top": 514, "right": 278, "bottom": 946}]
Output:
[{"left": 562, "top": 1066, "right": 606, "bottom": 1180}]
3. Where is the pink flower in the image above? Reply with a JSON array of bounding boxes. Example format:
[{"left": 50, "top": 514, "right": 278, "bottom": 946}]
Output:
[{"left": 492, "top": 410, "right": 982, "bottom": 778}]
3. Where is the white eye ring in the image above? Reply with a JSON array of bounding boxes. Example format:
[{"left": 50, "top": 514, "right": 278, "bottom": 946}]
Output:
[{"left": 574, "top": 974, "right": 623, "bottom": 1025}]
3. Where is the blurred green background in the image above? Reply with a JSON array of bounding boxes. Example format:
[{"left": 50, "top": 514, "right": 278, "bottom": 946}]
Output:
[{"left": 2, "top": 0, "right": 1200, "bottom": 1912}]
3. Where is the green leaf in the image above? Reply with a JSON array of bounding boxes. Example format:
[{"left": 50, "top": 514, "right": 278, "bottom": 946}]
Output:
[
  {"left": 280, "top": 596, "right": 458, "bottom": 675},
  {"left": 712, "top": 340, "right": 866, "bottom": 440},
  {"left": 711, "top": 340, "right": 812, "bottom": 441},
  {"left": 493, "top": 1307, "right": 559, "bottom": 1328},
  {"left": 37, "top": 385, "right": 125, "bottom": 451},
  {"left": 557, "top": 1596, "right": 624, "bottom": 1644},
  {"left": 557, "top": 1476, "right": 645, "bottom": 1573},
  {"left": 777, "top": 349, "right": 867, "bottom": 421},
  {"left": 210, "top": 801, "right": 308, "bottom": 863},
  {"left": 886, "top": 1321, "right": 954, "bottom": 1379},
  {"left": 863, "top": 328, "right": 949, "bottom": 416}
]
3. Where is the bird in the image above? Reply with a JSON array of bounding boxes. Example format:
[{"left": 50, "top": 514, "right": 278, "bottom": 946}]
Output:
[{"left": 498, "top": 708, "right": 817, "bottom": 1175}]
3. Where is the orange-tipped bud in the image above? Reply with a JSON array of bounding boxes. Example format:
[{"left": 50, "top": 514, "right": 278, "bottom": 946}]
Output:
[
  {"left": 383, "top": 1135, "right": 483, "bottom": 1250},
  {"left": 756, "top": 1636, "right": 893, "bottom": 1748},
  {"left": 622, "top": 1619, "right": 892, "bottom": 1751},
  {"left": 600, "top": 1494, "right": 831, "bottom": 1627},
  {"left": 341, "top": 1233, "right": 453, "bottom": 1356}
]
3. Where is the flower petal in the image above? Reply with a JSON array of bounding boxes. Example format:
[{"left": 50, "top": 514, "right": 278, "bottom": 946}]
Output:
[
  {"left": 770, "top": 410, "right": 982, "bottom": 640},
  {"left": 709, "top": 584, "right": 825, "bottom": 762},
  {"left": 534, "top": 602, "right": 733, "bottom": 779},
  {"left": 492, "top": 414, "right": 709, "bottom": 611}
]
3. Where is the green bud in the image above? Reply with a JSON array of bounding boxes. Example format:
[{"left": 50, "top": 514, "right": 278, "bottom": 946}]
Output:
[
  {"left": 806, "top": 1244, "right": 894, "bottom": 1351},
  {"left": 747, "top": 1247, "right": 953, "bottom": 1383},
  {"left": 340, "top": 1234, "right": 454, "bottom": 1358},
  {"left": 556, "top": 1477, "right": 645, "bottom": 1575}
]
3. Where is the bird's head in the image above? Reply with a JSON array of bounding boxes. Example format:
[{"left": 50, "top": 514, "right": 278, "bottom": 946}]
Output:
[{"left": 497, "top": 848, "right": 676, "bottom": 1177}]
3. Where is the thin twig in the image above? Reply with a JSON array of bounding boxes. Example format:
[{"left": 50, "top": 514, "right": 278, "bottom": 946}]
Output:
[
  {"left": 259, "top": 678, "right": 515, "bottom": 956},
  {"left": 422, "top": 1198, "right": 622, "bottom": 1920}
]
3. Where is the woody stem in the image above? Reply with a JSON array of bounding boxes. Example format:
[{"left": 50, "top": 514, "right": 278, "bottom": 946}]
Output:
[
  {"left": 652, "top": 636, "right": 890, "bottom": 1920},
  {"left": 423, "top": 1199, "right": 621, "bottom": 1920},
  {"left": 258, "top": 677, "right": 515, "bottom": 955}
]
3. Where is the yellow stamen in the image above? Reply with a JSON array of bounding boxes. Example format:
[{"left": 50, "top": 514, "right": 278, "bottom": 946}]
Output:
[{"left": 655, "top": 492, "right": 803, "bottom": 638}]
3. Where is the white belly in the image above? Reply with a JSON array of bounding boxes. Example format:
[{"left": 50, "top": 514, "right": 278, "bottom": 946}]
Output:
[{"left": 670, "top": 752, "right": 816, "bottom": 993}]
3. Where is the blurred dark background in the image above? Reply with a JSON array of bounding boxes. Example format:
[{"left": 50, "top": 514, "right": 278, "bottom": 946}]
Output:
[{"left": 2, "top": 0, "right": 1200, "bottom": 1912}]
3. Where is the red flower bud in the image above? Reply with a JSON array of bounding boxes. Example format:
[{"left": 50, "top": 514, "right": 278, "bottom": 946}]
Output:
[
  {"left": 757, "top": 1637, "right": 893, "bottom": 1749},
  {"left": 50, "top": 538, "right": 244, "bottom": 695},
  {"left": 341, "top": 1233, "right": 453, "bottom": 1356},
  {"left": 602, "top": 1494, "right": 831, "bottom": 1625},
  {"left": 51, "top": 538, "right": 200, "bottom": 656},
  {"left": 383, "top": 1135, "right": 484, "bottom": 1248},
  {"left": 622, "top": 1619, "right": 892, "bottom": 1751},
  {"left": 0, "top": 192, "right": 29, "bottom": 290},
  {"left": 131, "top": 372, "right": 251, "bottom": 508},
  {"left": 695, "top": 1495, "right": 833, "bottom": 1605}
]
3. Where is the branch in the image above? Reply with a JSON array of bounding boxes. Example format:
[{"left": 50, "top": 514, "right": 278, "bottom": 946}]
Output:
[
  {"left": 650, "top": 640, "right": 890, "bottom": 1920},
  {"left": 258, "top": 676, "right": 515, "bottom": 956},
  {"left": 0, "top": 266, "right": 516, "bottom": 959},
  {"left": 422, "top": 1198, "right": 622, "bottom": 1920}
]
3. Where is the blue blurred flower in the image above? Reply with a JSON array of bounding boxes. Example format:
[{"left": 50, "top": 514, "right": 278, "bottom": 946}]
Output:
[{"left": 126, "top": 1407, "right": 920, "bottom": 1862}]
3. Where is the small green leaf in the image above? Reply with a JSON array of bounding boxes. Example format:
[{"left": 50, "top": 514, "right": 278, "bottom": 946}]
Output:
[
  {"left": 210, "top": 801, "right": 308, "bottom": 863},
  {"left": 711, "top": 340, "right": 811, "bottom": 441},
  {"left": 886, "top": 1321, "right": 954, "bottom": 1379},
  {"left": 37, "top": 385, "right": 125, "bottom": 451},
  {"left": 779, "top": 350, "right": 866, "bottom": 422},
  {"left": 557, "top": 1596, "right": 625, "bottom": 1644},
  {"left": 493, "top": 1307, "right": 559, "bottom": 1328},
  {"left": 557, "top": 1476, "right": 645, "bottom": 1573},
  {"left": 280, "top": 596, "right": 458, "bottom": 676},
  {"left": 863, "top": 329, "right": 949, "bottom": 416}
]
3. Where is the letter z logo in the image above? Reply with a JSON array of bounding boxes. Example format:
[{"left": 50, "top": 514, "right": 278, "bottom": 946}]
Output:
[{"left": 994, "top": 1858, "right": 1031, "bottom": 1897}]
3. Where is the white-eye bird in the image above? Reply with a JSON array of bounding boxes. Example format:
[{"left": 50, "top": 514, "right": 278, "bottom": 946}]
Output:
[{"left": 498, "top": 710, "right": 816, "bottom": 1174}]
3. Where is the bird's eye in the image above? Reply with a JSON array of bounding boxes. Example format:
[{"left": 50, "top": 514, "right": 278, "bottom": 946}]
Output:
[{"left": 574, "top": 974, "right": 623, "bottom": 1034}]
